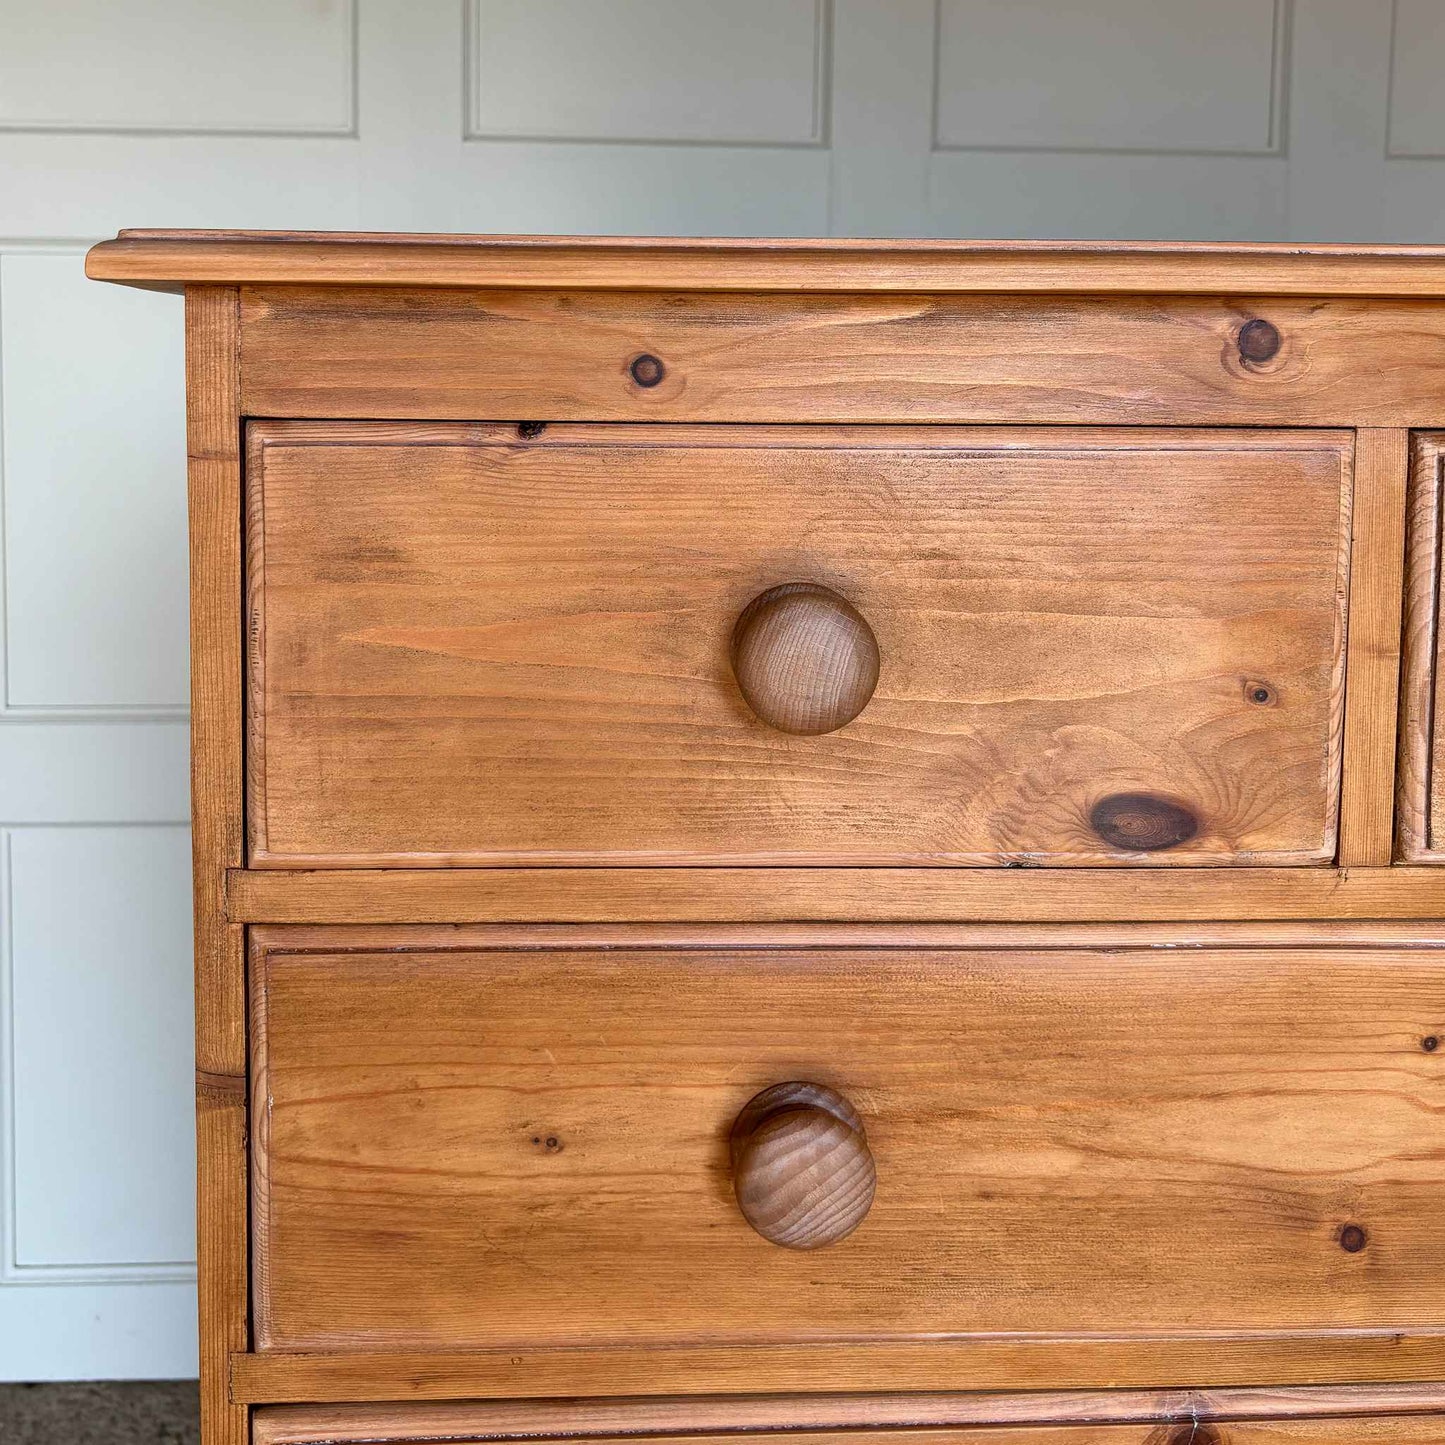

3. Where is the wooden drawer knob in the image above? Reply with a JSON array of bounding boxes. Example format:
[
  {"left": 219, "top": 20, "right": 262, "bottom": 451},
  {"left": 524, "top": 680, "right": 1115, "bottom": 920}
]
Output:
[
  {"left": 730, "top": 583, "right": 879, "bottom": 734},
  {"left": 730, "top": 1082, "right": 876, "bottom": 1249}
]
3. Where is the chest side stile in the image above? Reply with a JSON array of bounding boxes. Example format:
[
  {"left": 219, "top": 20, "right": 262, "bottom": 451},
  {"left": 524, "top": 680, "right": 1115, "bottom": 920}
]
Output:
[{"left": 185, "top": 285, "right": 249, "bottom": 1445}]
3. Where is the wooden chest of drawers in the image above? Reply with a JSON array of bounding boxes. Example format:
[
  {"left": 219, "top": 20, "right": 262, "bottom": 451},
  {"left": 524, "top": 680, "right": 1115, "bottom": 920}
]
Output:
[{"left": 88, "top": 232, "right": 1445, "bottom": 1445}]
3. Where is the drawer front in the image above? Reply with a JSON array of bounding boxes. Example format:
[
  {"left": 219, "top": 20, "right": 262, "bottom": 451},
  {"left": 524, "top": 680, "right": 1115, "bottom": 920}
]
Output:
[
  {"left": 240, "top": 286, "right": 1445, "bottom": 428},
  {"left": 247, "top": 423, "right": 1350, "bottom": 867},
  {"left": 250, "top": 928, "right": 1445, "bottom": 1365},
  {"left": 1401, "top": 432, "right": 1445, "bottom": 859}
]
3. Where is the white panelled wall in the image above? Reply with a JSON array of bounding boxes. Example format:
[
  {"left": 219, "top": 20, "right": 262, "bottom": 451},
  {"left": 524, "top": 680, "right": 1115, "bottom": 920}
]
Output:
[{"left": 1, "top": 0, "right": 1444, "bottom": 1382}]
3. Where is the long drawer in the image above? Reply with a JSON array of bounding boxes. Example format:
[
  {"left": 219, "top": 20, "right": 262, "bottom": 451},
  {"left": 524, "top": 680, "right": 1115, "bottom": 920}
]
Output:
[
  {"left": 246, "top": 423, "right": 1351, "bottom": 867},
  {"left": 249, "top": 925, "right": 1445, "bottom": 1381}
]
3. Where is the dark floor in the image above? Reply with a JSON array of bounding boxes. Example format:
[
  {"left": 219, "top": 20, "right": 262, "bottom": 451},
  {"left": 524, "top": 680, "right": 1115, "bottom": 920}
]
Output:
[{"left": 0, "top": 1382, "right": 199, "bottom": 1445}]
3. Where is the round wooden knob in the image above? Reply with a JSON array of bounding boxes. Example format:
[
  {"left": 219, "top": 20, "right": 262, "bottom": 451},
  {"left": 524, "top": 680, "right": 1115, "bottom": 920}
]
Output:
[
  {"left": 730, "top": 1082, "right": 876, "bottom": 1249},
  {"left": 730, "top": 583, "right": 879, "bottom": 735}
]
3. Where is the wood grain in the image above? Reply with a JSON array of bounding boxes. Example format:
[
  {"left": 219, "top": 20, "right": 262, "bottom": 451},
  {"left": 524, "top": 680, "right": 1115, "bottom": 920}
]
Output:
[
  {"left": 248, "top": 1384, "right": 1445, "bottom": 1444},
  {"left": 247, "top": 1420, "right": 1445, "bottom": 1445},
  {"left": 84, "top": 230, "right": 1445, "bottom": 296},
  {"left": 246, "top": 422, "right": 1350, "bottom": 868},
  {"left": 1397, "top": 432, "right": 1445, "bottom": 861},
  {"left": 240, "top": 287, "right": 1445, "bottom": 428},
  {"left": 225, "top": 865, "right": 1445, "bottom": 924},
  {"left": 184, "top": 287, "right": 248, "bottom": 1445},
  {"left": 251, "top": 931, "right": 1445, "bottom": 1360},
  {"left": 233, "top": 1331, "right": 1445, "bottom": 1402},
  {"left": 245, "top": 919, "right": 1445, "bottom": 950},
  {"left": 1423, "top": 431, "right": 1445, "bottom": 846},
  {"left": 1338, "top": 430, "right": 1409, "bottom": 864}
]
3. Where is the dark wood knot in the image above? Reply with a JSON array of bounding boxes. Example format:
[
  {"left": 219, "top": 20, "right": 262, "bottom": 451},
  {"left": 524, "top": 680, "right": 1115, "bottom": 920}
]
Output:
[
  {"left": 1244, "top": 679, "right": 1276, "bottom": 706},
  {"left": 1237, "top": 318, "right": 1281, "bottom": 364},
  {"left": 629, "top": 353, "right": 666, "bottom": 387},
  {"left": 516, "top": 420, "right": 546, "bottom": 439},
  {"left": 1339, "top": 1223, "right": 1368, "bottom": 1253},
  {"left": 1090, "top": 792, "right": 1199, "bottom": 852}
]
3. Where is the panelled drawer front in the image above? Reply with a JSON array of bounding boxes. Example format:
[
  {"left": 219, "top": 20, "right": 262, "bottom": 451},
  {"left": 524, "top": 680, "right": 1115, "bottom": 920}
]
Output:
[
  {"left": 246, "top": 423, "right": 1350, "bottom": 867},
  {"left": 1400, "top": 432, "right": 1445, "bottom": 860},
  {"left": 250, "top": 929, "right": 1445, "bottom": 1358}
]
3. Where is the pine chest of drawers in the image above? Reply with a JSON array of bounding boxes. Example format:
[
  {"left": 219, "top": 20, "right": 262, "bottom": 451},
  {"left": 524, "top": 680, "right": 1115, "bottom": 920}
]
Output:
[{"left": 88, "top": 232, "right": 1445, "bottom": 1445}]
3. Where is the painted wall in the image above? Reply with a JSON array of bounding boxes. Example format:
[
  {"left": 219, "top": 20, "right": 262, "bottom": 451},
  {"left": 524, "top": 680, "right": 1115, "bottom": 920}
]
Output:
[{"left": 2, "top": 0, "right": 1443, "bottom": 1380}]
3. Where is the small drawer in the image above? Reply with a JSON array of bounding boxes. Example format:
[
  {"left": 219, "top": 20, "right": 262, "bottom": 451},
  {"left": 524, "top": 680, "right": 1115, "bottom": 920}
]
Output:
[
  {"left": 1400, "top": 432, "right": 1445, "bottom": 860},
  {"left": 246, "top": 422, "right": 1350, "bottom": 867},
  {"left": 250, "top": 926, "right": 1445, "bottom": 1387}
]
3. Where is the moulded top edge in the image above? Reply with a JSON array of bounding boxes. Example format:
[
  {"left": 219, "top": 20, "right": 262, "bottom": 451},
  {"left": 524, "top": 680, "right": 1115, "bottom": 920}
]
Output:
[{"left": 84, "top": 229, "right": 1445, "bottom": 297}]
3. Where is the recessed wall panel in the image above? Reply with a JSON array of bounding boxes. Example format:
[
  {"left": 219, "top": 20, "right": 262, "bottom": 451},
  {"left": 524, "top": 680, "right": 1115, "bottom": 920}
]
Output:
[
  {"left": 8, "top": 826, "right": 194, "bottom": 1271},
  {"left": 1388, "top": 0, "right": 1445, "bottom": 157},
  {"left": 467, "top": 0, "right": 827, "bottom": 143},
  {"left": 0, "top": 0, "right": 354, "bottom": 134},
  {"left": 1, "top": 251, "right": 188, "bottom": 712},
  {"left": 935, "top": 0, "right": 1283, "bottom": 154}
]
